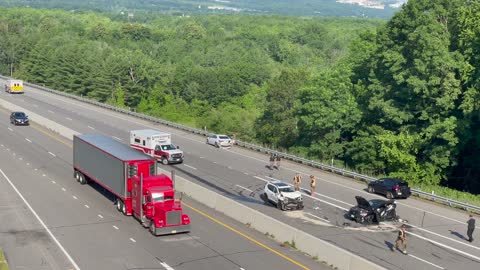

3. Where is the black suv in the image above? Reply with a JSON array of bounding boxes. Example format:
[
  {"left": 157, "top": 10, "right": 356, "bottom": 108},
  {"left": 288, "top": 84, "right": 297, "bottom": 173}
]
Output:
[
  {"left": 367, "top": 178, "right": 411, "bottom": 199},
  {"left": 10, "top": 111, "right": 29, "bottom": 126}
]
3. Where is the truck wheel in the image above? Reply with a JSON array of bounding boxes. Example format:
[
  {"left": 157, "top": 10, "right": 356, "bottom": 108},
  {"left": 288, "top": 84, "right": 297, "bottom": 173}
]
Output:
[
  {"left": 79, "top": 174, "right": 87, "bottom": 185},
  {"left": 122, "top": 202, "right": 127, "bottom": 215},
  {"left": 149, "top": 221, "right": 156, "bottom": 236},
  {"left": 116, "top": 199, "right": 123, "bottom": 212},
  {"left": 74, "top": 171, "right": 79, "bottom": 182},
  {"left": 161, "top": 157, "right": 169, "bottom": 165},
  {"left": 215, "top": 142, "right": 219, "bottom": 148}
]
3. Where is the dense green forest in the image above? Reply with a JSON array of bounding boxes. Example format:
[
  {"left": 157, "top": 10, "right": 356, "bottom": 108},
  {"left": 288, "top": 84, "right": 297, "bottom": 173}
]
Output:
[
  {"left": 0, "top": 0, "right": 479, "bottom": 200},
  {"left": 0, "top": 0, "right": 401, "bottom": 18}
]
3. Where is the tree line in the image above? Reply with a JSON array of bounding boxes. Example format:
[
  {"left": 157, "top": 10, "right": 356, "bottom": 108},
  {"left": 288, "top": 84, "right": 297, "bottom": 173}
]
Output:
[{"left": 0, "top": 0, "right": 479, "bottom": 197}]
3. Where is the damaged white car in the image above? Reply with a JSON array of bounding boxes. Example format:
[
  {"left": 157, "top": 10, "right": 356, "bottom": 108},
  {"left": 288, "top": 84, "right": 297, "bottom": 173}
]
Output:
[{"left": 264, "top": 181, "right": 304, "bottom": 211}]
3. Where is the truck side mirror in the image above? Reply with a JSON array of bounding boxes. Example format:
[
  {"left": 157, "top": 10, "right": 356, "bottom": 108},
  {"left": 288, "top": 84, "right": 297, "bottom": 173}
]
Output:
[{"left": 177, "top": 146, "right": 180, "bottom": 149}]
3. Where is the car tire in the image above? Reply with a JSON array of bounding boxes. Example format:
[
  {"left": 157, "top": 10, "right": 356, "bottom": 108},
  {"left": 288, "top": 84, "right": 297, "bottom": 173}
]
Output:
[
  {"left": 368, "top": 186, "right": 374, "bottom": 193},
  {"left": 74, "top": 171, "right": 80, "bottom": 182},
  {"left": 386, "top": 192, "right": 394, "bottom": 199},
  {"left": 161, "top": 157, "right": 169, "bottom": 165},
  {"left": 215, "top": 142, "right": 219, "bottom": 148}
]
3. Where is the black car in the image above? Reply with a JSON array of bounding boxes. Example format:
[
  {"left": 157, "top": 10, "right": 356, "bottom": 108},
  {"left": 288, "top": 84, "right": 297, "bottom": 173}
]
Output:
[
  {"left": 10, "top": 111, "right": 29, "bottom": 126},
  {"left": 347, "top": 196, "right": 397, "bottom": 224},
  {"left": 367, "top": 178, "right": 411, "bottom": 199}
]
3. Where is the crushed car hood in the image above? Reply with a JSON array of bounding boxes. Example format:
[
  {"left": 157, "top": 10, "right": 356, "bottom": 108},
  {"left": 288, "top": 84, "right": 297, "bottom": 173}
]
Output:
[
  {"left": 281, "top": 191, "right": 302, "bottom": 199},
  {"left": 355, "top": 196, "right": 372, "bottom": 210}
]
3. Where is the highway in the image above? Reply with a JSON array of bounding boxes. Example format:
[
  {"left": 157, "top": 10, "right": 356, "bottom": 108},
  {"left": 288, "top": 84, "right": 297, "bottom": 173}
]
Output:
[
  {"left": 0, "top": 86, "right": 327, "bottom": 269},
  {"left": 1, "top": 80, "right": 480, "bottom": 270}
]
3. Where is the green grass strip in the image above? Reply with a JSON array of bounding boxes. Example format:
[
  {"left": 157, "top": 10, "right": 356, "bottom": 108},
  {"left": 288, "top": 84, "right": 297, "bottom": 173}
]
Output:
[{"left": 0, "top": 248, "right": 9, "bottom": 270}]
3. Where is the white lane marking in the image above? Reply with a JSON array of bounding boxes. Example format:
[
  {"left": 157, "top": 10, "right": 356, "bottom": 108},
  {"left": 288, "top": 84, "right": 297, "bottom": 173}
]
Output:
[
  {"left": 8, "top": 127, "right": 13, "bottom": 131},
  {"left": 25, "top": 138, "right": 32, "bottom": 143},
  {"left": 408, "top": 254, "right": 445, "bottom": 269},
  {"left": 88, "top": 125, "right": 95, "bottom": 130},
  {"left": 19, "top": 157, "right": 22, "bottom": 160},
  {"left": 48, "top": 151, "right": 56, "bottom": 157},
  {"left": 266, "top": 176, "right": 353, "bottom": 206},
  {"left": 408, "top": 231, "right": 480, "bottom": 261},
  {"left": 243, "top": 172, "right": 249, "bottom": 175},
  {"left": 112, "top": 136, "right": 122, "bottom": 141},
  {"left": 160, "top": 262, "right": 174, "bottom": 270},
  {"left": 48, "top": 110, "right": 54, "bottom": 113},
  {"left": 113, "top": 225, "right": 119, "bottom": 230},
  {"left": 235, "top": 185, "right": 254, "bottom": 193},
  {"left": 407, "top": 223, "right": 480, "bottom": 251},
  {"left": 73, "top": 196, "right": 77, "bottom": 200},
  {"left": 254, "top": 176, "right": 349, "bottom": 211},
  {"left": 1, "top": 144, "right": 3, "bottom": 147},
  {"left": 130, "top": 238, "right": 136, "bottom": 243},
  {"left": 34, "top": 168, "right": 37, "bottom": 171},
  {"left": 213, "top": 161, "right": 217, "bottom": 164},
  {"left": 184, "top": 164, "right": 197, "bottom": 170},
  {"left": 30, "top": 82, "right": 465, "bottom": 226},
  {"left": 0, "top": 169, "right": 81, "bottom": 270},
  {"left": 61, "top": 188, "right": 66, "bottom": 191},
  {"left": 240, "top": 268, "right": 245, "bottom": 270},
  {"left": 42, "top": 174, "right": 46, "bottom": 177},
  {"left": 98, "top": 214, "right": 103, "bottom": 219},
  {"left": 66, "top": 117, "right": 72, "bottom": 121},
  {"left": 51, "top": 180, "right": 56, "bottom": 184},
  {"left": 84, "top": 204, "right": 90, "bottom": 208},
  {"left": 27, "top": 163, "right": 30, "bottom": 166},
  {"left": 305, "top": 212, "right": 331, "bottom": 223}
]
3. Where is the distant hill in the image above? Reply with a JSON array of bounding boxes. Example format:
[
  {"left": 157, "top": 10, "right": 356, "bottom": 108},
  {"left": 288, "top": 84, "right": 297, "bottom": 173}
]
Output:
[{"left": 0, "top": 0, "right": 406, "bottom": 18}]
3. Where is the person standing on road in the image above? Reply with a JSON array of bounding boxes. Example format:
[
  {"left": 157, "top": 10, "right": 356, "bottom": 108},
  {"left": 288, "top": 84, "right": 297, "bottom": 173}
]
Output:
[
  {"left": 392, "top": 224, "right": 407, "bottom": 254},
  {"left": 293, "top": 173, "right": 302, "bottom": 191},
  {"left": 275, "top": 155, "right": 281, "bottom": 169},
  {"left": 269, "top": 154, "right": 275, "bottom": 169},
  {"left": 467, "top": 215, "right": 475, "bottom": 242},
  {"left": 309, "top": 175, "right": 317, "bottom": 195}
]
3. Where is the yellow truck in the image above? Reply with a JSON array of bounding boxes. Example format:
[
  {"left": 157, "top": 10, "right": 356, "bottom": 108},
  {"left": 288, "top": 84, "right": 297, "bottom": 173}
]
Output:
[{"left": 5, "top": 79, "right": 23, "bottom": 94}]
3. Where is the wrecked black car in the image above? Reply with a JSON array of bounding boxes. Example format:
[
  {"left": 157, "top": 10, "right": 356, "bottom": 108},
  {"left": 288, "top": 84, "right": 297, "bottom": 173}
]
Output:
[{"left": 347, "top": 196, "right": 397, "bottom": 224}]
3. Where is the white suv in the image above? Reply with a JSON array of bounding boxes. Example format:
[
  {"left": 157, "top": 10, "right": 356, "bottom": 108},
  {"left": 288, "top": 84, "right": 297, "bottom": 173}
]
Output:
[
  {"left": 264, "top": 181, "right": 304, "bottom": 211},
  {"left": 206, "top": 134, "right": 232, "bottom": 148}
]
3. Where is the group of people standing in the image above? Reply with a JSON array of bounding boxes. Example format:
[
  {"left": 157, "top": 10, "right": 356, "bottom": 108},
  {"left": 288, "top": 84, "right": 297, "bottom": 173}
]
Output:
[
  {"left": 293, "top": 173, "right": 316, "bottom": 195},
  {"left": 265, "top": 153, "right": 477, "bottom": 256}
]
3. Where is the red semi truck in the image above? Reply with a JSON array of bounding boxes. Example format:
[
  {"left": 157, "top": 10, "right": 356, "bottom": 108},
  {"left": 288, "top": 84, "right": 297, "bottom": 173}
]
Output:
[{"left": 73, "top": 134, "right": 190, "bottom": 235}]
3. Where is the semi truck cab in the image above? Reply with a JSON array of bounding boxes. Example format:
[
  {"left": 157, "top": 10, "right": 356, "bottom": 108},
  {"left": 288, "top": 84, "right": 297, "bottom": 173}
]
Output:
[{"left": 131, "top": 173, "right": 190, "bottom": 235}]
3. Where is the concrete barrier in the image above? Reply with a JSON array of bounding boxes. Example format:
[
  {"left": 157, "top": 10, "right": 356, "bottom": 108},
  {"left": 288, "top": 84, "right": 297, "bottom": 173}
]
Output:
[
  {"left": 0, "top": 97, "right": 79, "bottom": 140},
  {"left": 163, "top": 168, "right": 386, "bottom": 270},
  {"left": 0, "top": 96, "right": 384, "bottom": 270}
]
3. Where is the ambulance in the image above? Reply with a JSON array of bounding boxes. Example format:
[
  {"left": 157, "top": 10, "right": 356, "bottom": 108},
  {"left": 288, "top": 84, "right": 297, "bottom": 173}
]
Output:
[{"left": 130, "top": 129, "right": 184, "bottom": 165}]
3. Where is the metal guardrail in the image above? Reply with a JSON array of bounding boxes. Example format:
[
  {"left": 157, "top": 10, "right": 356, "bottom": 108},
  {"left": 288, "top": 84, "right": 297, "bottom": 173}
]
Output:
[{"left": 2, "top": 75, "right": 479, "bottom": 213}]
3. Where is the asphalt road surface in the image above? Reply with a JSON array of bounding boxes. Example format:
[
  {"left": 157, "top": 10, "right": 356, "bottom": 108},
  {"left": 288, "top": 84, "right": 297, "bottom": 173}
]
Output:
[
  {"left": 1, "top": 80, "right": 479, "bottom": 270},
  {"left": 0, "top": 87, "right": 328, "bottom": 269}
]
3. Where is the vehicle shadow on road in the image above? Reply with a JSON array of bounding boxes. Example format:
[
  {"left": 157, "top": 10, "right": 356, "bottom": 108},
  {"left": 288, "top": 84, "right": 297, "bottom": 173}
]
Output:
[{"left": 449, "top": 230, "right": 466, "bottom": 240}]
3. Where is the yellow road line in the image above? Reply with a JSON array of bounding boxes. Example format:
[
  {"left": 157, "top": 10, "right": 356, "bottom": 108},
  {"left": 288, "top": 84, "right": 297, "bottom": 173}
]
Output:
[
  {"left": 1, "top": 106, "right": 310, "bottom": 269},
  {"left": 183, "top": 202, "right": 311, "bottom": 270}
]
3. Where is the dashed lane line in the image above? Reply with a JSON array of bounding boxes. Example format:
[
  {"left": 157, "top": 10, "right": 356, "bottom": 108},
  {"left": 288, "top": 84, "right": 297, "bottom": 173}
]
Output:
[
  {"left": 183, "top": 164, "right": 197, "bottom": 170},
  {"left": 183, "top": 201, "right": 310, "bottom": 270},
  {"left": 129, "top": 238, "right": 136, "bottom": 243},
  {"left": 305, "top": 212, "right": 331, "bottom": 223},
  {"left": 25, "top": 138, "right": 32, "bottom": 143},
  {"left": 408, "top": 254, "right": 445, "bottom": 270},
  {"left": 160, "top": 262, "right": 174, "bottom": 270},
  {"left": 235, "top": 185, "right": 254, "bottom": 193},
  {"left": 113, "top": 226, "right": 119, "bottom": 230},
  {"left": 98, "top": 214, "right": 103, "bottom": 219}
]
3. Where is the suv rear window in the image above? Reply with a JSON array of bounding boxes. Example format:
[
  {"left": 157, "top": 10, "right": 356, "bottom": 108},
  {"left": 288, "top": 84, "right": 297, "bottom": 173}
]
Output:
[{"left": 219, "top": 136, "right": 230, "bottom": 139}]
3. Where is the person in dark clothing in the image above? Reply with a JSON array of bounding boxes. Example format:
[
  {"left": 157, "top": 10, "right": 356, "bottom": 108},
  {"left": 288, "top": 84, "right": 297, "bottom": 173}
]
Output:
[
  {"left": 275, "top": 155, "right": 281, "bottom": 169},
  {"left": 269, "top": 154, "right": 275, "bottom": 169},
  {"left": 467, "top": 215, "right": 475, "bottom": 242}
]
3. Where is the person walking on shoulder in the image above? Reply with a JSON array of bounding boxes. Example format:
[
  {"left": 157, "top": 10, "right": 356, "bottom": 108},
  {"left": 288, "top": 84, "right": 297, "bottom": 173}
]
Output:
[
  {"left": 392, "top": 224, "right": 408, "bottom": 254},
  {"left": 293, "top": 173, "right": 302, "bottom": 191},
  {"left": 467, "top": 215, "right": 475, "bottom": 242},
  {"left": 309, "top": 175, "right": 317, "bottom": 195}
]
